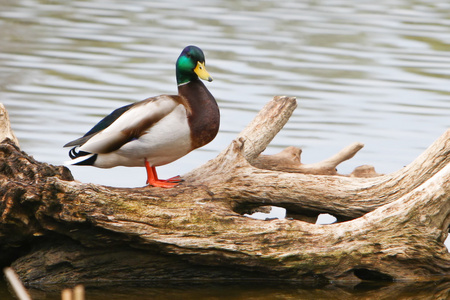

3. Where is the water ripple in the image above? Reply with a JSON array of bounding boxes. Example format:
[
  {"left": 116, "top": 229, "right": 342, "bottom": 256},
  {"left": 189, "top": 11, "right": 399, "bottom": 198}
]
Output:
[{"left": 0, "top": 0, "right": 449, "bottom": 186}]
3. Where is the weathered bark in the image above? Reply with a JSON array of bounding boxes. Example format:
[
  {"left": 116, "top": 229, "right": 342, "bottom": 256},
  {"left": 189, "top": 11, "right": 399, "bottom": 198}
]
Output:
[
  {"left": 0, "top": 97, "right": 449, "bottom": 286},
  {"left": 0, "top": 103, "right": 19, "bottom": 147}
]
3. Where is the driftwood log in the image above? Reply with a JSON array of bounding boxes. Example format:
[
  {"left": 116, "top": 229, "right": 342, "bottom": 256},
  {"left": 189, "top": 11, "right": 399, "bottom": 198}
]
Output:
[{"left": 1, "top": 97, "right": 450, "bottom": 287}]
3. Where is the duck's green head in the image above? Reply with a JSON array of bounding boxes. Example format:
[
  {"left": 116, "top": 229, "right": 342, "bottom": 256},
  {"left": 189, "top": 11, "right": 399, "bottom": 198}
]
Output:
[{"left": 176, "top": 45, "right": 213, "bottom": 85}]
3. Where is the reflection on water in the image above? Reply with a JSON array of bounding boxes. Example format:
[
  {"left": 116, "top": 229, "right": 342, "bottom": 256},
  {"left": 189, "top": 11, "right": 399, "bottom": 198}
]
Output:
[
  {"left": 1, "top": 0, "right": 450, "bottom": 298},
  {"left": 5, "top": 279, "right": 448, "bottom": 300}
]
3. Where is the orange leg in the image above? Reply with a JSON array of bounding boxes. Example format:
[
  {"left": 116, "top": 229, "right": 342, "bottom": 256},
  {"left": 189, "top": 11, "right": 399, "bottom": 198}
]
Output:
[{"left": 145, "top": 160, "right": 181, "bottom": 188}]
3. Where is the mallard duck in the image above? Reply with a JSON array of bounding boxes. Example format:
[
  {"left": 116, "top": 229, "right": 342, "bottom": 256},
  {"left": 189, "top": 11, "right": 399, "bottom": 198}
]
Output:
[{"left": 64, "top": 45, "right": 219, "bottom": 188}]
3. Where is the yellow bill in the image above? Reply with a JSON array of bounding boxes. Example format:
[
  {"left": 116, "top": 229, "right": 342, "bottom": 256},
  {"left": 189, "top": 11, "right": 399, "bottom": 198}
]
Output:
[{"left": 194, "top": 61, "right": 213, "bottom": 82}]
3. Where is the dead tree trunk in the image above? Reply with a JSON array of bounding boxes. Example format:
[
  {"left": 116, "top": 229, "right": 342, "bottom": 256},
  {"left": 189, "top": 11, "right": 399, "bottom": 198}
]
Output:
[{"left": 0, "top": 97, "right": 449, "bottom": 286}]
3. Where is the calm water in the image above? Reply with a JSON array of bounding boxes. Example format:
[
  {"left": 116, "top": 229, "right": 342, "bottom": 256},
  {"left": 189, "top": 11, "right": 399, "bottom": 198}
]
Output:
[
  {"left": 1, "top": 0, "right": 450, "bottom": 298},
  {"left": 0, "top": 280, "right": 446, "bottom": 300}
]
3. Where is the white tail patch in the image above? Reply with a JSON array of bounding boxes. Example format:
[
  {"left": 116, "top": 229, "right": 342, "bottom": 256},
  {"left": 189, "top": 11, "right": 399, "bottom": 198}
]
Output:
[{"left": 64, "top": 153, "right": 96, "bottom": 166}]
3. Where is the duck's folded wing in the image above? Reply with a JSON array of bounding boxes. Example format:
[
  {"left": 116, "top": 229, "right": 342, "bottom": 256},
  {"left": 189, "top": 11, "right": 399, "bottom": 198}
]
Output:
[
  {"left": 64, "top": 103, "right": 134, "bottom": 148},
  {"left": 72, "top": 95, "right": 181, "bottom": 154}
]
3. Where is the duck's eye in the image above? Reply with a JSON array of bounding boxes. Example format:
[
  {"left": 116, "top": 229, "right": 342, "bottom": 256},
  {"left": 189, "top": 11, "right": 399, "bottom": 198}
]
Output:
[{"left": 186, "top": 53, "right": 191, "bottom": 58}]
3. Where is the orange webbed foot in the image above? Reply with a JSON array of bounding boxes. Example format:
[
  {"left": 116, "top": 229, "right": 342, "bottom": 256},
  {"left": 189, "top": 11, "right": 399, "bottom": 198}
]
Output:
[
  {"left": 146, "top": 179, "right": 179, "bottom": 188},
  {"left": 145, "top": 160, "right": 181, "bottom": 188},
  {"left": 165, "top": 175, "right": 184, "bottom": 183}
]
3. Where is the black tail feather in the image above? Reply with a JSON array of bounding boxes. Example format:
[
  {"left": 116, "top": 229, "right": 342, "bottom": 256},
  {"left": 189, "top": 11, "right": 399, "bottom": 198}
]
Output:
[{"left": 68, "top": 147, "right": 97, "bottom": 165}]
